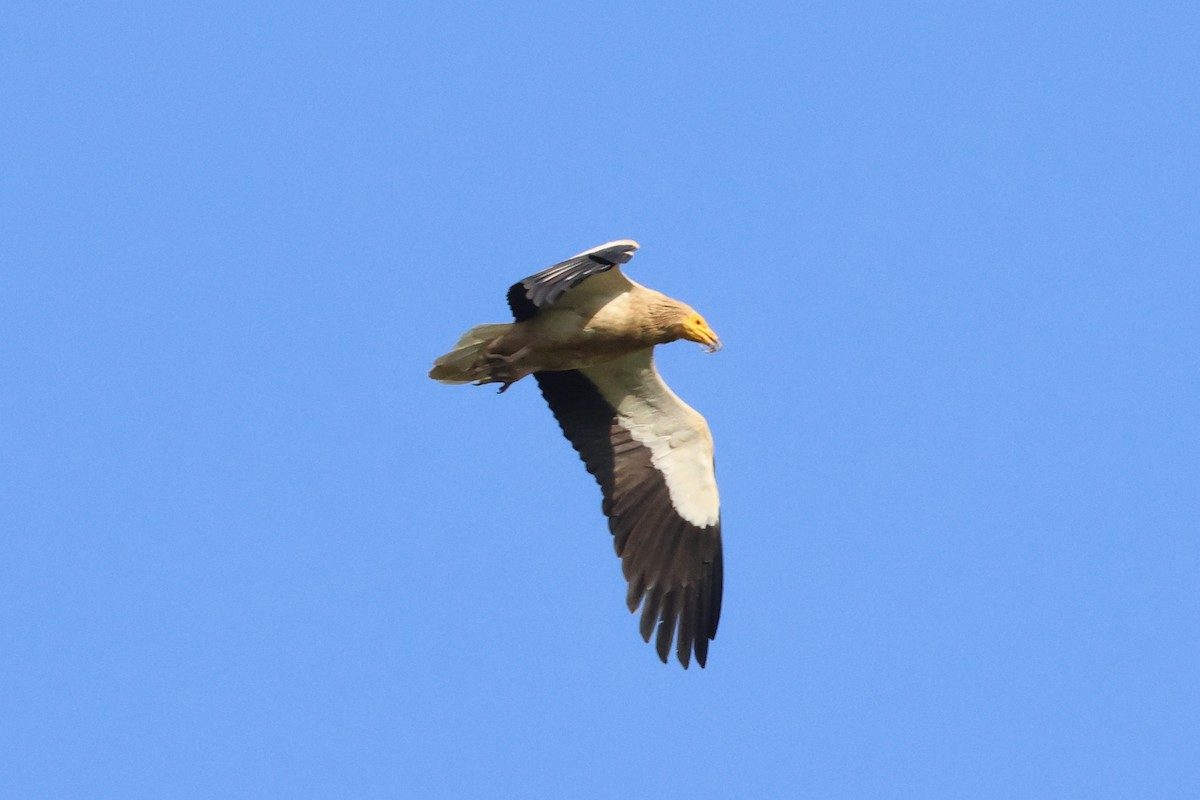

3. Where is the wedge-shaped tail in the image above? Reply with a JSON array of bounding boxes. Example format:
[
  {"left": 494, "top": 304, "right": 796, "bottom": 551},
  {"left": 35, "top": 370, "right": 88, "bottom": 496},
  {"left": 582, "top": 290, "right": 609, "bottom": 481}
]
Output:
[{"left": 428, "top": 323, "right": 512, "bottom": 383}]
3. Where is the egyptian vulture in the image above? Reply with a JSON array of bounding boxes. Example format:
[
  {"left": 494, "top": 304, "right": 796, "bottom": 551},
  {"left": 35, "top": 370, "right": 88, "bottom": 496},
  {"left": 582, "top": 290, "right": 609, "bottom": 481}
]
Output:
[{"left": 429, "top": 240, "right": 723, "bottom": 668}]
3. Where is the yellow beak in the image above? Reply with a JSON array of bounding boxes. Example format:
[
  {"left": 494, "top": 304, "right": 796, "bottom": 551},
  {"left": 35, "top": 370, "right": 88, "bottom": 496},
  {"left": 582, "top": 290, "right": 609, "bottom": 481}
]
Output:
[{"left": 683, "top": 318, "right": 723, "bottom": 353}]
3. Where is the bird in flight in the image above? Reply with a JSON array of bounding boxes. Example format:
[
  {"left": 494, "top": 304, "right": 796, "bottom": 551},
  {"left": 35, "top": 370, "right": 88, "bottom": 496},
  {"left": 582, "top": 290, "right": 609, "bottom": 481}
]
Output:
[{"left": 429, "top": 240, "right": 723, "bottom": 667}]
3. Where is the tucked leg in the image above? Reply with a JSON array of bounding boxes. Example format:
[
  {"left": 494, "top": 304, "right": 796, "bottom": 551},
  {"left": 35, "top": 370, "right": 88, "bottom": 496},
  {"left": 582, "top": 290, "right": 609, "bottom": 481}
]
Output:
[{"left": 470, "top": 345, "right": 534, "bottom": 392}]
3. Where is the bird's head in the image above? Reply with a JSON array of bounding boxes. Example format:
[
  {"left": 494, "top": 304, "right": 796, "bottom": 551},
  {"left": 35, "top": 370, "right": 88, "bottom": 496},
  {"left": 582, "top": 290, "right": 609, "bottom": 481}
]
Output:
[{"left": 679, "top": 311, "right": 722, "bottom": 353}]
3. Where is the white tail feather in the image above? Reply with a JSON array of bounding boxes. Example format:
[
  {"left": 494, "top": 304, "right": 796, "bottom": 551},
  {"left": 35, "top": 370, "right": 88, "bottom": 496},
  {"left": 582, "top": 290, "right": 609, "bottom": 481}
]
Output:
[{"left": 428, "top": 323, "right": 511, "bottom": 383}]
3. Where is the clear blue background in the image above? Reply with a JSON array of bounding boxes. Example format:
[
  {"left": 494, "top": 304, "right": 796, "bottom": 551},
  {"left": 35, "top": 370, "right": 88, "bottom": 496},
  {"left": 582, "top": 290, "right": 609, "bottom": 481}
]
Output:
[{"left": 3, "top": 2, "right": 1197, "bottom": 797}]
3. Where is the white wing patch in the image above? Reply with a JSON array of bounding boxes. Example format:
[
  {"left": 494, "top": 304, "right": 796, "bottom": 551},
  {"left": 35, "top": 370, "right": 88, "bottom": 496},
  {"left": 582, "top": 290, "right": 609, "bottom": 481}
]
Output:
[{"left": 581, "top": 352, "right": 720, "bottom": 528}]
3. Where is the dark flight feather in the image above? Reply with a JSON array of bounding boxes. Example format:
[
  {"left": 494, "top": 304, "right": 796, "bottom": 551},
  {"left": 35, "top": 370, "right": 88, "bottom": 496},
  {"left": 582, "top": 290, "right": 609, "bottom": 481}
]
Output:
[
  {"left": 534, "top": 368, "right": 723, "bottom": 667},
  {"left": 507, "top": 243, "right": 638, "bottom": 321}
]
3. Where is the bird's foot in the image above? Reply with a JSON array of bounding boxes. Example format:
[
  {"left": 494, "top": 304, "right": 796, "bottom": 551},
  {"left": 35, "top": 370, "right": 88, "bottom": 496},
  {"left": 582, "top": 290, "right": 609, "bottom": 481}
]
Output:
[{"left": 470, "top": 349, "right": 533, "bottom": 393}]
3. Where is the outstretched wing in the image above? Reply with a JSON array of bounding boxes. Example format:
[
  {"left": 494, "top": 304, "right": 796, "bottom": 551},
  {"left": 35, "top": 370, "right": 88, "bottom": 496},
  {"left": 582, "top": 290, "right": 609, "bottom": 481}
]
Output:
[
  {"left": 534, "top": 349, "right": 722, "bottom": 668},
  {"left": 507, "top": 240, "right": 640, "bottom": 321}
]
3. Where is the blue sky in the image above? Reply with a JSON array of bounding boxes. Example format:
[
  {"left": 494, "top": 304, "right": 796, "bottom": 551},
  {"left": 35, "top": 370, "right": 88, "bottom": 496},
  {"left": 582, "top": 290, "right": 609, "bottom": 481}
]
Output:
[{"left": 3, "top": 2, "right": 1197, "bottom": 797}]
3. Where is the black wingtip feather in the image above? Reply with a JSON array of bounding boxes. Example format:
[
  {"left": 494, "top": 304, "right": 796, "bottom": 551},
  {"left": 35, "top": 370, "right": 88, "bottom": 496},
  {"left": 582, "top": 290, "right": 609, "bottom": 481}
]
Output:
[
  {"left": 655, "top": 591, "right": 679, "bottom": 664},
  {"left": 676, "top": 583, "right": 698, "bottom": 669},
  {"left": 625, "top": 572, "right": 646, "bottom": 612},
  {"left": 640, "top": 586, "right": 664, "bottom": 643}
]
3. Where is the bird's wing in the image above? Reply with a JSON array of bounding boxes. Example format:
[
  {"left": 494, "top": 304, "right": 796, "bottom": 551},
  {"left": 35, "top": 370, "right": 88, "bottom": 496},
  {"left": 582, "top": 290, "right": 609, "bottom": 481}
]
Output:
[
  {"left": 534, "top": 349, "right": 722, "bottom": 668},
  {"left": 507, "top": 240, "right": 640, "bottom": 321}
]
